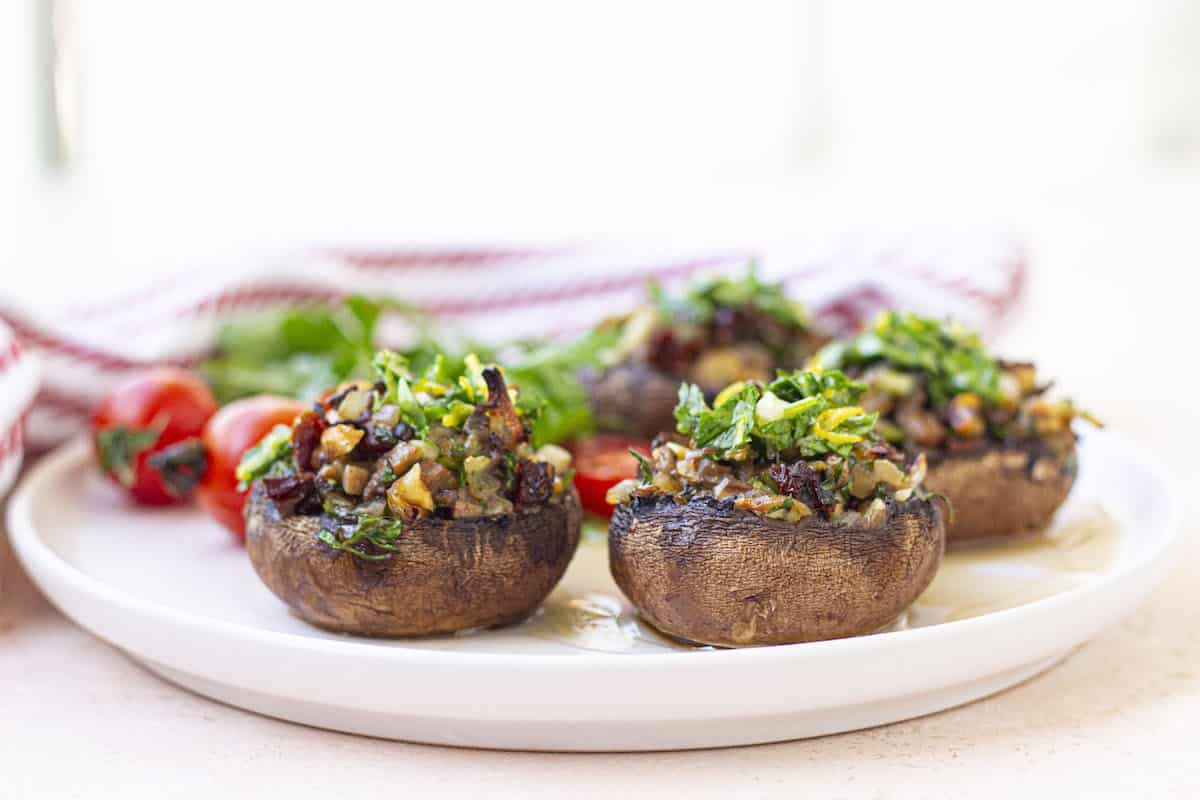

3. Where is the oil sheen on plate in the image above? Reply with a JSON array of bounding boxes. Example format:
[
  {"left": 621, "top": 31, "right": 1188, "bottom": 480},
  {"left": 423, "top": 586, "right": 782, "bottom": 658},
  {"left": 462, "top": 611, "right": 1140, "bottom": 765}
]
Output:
[{"left": 512, "top": 503, "right": 1123, "bottom": 653}]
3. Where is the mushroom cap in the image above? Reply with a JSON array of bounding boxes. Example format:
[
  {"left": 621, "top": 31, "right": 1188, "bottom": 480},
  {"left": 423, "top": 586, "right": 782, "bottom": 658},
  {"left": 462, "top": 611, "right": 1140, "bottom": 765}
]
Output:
[
  {"left": 581, "top": 361, "right": 681, "bottom": 439},
  {"left": 925, "top": 436, "right": 1077, "bottom": 543},
  {"left": 609, "top": 494, "right": 945, "bottom": 647},
  {"left": 245, "top": 483, "right": 582, "bottom": 637}
]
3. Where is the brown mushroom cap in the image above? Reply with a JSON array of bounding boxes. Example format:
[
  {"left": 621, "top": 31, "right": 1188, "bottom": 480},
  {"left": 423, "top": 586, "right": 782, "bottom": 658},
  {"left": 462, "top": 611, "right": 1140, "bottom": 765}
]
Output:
[
  {"left": 609, "top": 494, "right": 945, "bottom": 647},
  {"left": 581, "top": 361, "right": 681, "bottom": 439},
  {"left": 924, "top": 435, "right": 1077, "bottom": 543},
  {"left": 245, "top": 483, "right": 582, "bottom": 637}
]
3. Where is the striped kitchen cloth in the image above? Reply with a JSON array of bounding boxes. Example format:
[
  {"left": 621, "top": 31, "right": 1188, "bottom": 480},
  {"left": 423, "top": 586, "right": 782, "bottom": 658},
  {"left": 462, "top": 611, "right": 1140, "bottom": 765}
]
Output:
[
  {"left": 0, "top": 231, "right": 1026, "bottom": 452},
  {"left": 0, "top": 321, "right": 39, "bottom": 496}
]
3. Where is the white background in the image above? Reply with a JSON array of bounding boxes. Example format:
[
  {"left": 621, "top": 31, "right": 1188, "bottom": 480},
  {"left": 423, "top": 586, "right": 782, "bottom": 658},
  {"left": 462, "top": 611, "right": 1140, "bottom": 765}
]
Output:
[
  {"left": 2, "top": 1, "right": 1198, "bottom": 300},
  {"left": 2, "top": 0, "right": 1195, "bottom": 456}
]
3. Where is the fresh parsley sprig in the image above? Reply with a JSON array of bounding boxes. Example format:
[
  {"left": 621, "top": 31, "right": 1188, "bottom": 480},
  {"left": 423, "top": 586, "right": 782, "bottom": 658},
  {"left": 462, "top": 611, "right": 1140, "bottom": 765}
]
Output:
[
  {"left": 201, "top": 294, "right": 615, "bottom": 446},
  {"left": 199, "top": 295, "right": 392, "bottom": 405}
]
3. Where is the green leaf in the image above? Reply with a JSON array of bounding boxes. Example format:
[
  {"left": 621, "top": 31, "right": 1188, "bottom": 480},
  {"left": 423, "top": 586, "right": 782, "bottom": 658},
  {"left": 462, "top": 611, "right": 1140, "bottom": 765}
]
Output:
[
  {"left": 199, "top": 352, "right": 342, "bottom": 406},
  {"left": 318, "top": 514, "right": 404, "bottom": 561},
  {"left": 488, "top": 327, "right": 620, "bottom": 446},
  {"left": 95, "top": 426, "right": 161, "bottom": 487},
  {"left": 343, "top": 295, "right": 381, "bottom": 347},
  {"left": 816, "top": 311, "right": 1001, "bottom": 407},
  {"left": 630, "top": 449, "right": 654, "bottom": 483},
  {"left": 198, "top": 291, "right": 611, "bottom": 446},
  {"left": 418, "top": 354, "right": 455, "bottom": 391},
  {"left": 673, "top": 382, "right": 762, "bottom": 457},
  {"left": 766, "top": 369, "right": 865, "bottom": 406},
  {"left": 657, "top": 265, "right": 810, "bottom": 328},
  {"left": 439, "top": 400, "right": 476, "bottom": 428},
  {"left": 671, "top": 369, "right": 878, "bottom": 461},
  {"left": 372, "top": 350, "right": 429, "bottom": 435},
  {"left": 459, "top": 353, "right": 489, "bottom": 403},
  {"left": 278, "top": 312, "right": 343, "bottom": 354},
  {"left": 708, "top": 394, "right": 756, "bottom": 455},
  {"left": 674, "top": 383, "right": 709, "bottom": 435},
  {"left": 235, "top": 424, "right": 294, "bottom": 489},
  {"left": 198, "top": 296, "right": 395, "bottom": 404}
]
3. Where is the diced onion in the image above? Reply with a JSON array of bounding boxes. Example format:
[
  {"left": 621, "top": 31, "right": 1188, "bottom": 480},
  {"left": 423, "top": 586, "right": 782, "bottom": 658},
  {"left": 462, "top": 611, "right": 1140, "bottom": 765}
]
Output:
[
  {"left": 605, "top": 479, "right": 640, "bottom": 506},
  {"left": 533, "top": 444, "right": 573, "bottom": 474}
]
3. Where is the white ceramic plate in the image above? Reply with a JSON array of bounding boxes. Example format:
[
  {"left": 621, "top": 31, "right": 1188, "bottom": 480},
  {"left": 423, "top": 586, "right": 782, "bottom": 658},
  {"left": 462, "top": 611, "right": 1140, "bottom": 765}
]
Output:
[{"left": 8, "top": 432, "right": 1179, "bottom": 751}]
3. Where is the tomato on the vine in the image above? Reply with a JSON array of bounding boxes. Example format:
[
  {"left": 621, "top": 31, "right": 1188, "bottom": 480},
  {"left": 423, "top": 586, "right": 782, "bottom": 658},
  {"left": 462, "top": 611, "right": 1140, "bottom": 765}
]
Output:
[
  {"left": 92, "top": 369, "right": 218, "bottom": 505},
  {"left": 196, "top": 395, "right": 307, "bottom": 541},
  {"left": 569, "top": 435, "right": 652, "bottom": 518}
]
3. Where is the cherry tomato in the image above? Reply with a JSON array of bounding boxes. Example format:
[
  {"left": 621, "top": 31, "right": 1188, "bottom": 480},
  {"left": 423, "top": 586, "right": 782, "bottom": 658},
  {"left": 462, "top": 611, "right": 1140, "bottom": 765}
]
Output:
[
  {"left": 92, "top": 368, "right": 218, "bottom": 505},
  {"left": 569, "top": 435, "right": 652, "bottom": 518},
  {"left": 196, "top": 395, "right": 307, "bottom": 541}
]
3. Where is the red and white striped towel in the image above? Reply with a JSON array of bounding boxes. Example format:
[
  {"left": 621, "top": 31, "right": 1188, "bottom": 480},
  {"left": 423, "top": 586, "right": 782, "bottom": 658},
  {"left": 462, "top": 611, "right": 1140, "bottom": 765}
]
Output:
[
  {"left": 0, "top": 322, "right": 40, "bottom": 497},
  {"left": 0, "top": 232, "right": 1026, "bottom": 454}
]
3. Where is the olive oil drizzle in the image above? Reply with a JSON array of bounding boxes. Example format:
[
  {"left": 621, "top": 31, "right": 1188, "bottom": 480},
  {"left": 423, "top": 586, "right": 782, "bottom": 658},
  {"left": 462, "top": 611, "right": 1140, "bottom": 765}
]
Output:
[{"left": 518, "top": 505, "right": 1121, "bottom": 652}]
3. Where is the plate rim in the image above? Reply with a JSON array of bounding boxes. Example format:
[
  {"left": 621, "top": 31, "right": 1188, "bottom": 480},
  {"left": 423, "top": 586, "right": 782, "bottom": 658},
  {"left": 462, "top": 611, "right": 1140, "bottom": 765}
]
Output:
[{"left": 8, "top": 432, "right": 1182, "bottom": 675}]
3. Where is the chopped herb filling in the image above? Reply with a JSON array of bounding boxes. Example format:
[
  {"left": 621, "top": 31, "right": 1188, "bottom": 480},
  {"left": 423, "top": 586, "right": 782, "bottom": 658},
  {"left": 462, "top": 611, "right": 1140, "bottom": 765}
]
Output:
[
  {"left": 237, "top": 350, "right": 574, "bottom": 560},
  {"left": 608, "top": 369, "right": 929, "bottom": 524}
]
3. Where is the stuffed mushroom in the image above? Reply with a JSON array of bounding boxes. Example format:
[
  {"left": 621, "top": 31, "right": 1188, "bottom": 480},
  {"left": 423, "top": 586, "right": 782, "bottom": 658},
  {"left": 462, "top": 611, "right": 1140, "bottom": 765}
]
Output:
[
  {"left": 607, "top": 369, "right": 946, "bottom": 647},
  {"left": 583, "top": 271, "right": 827, "bottom": 438},
  {"left": 814, "top": 311, "right": 1100, "bottom": 542},
  {"left": 238, "top": 350, "right": 581, "bottom": 636}
]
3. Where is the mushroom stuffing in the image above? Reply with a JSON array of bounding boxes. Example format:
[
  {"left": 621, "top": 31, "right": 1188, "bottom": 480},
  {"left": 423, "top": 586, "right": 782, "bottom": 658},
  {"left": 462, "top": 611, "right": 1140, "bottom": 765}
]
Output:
[
  {"left": 607, "top": 369, "right": 947, "bottom": 647},
  {"left": 584, "top": 271, "right": 827, "bottom": 438},
  {"left": 814, "top": 311, "right": 1100, "bottom": 541},
  {"left": 238, "top": 350, "right": 581, "bottom": 637}
]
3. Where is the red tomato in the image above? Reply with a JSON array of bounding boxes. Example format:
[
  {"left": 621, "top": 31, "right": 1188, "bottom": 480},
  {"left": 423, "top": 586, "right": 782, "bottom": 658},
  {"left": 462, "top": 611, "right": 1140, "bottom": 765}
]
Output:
[
  {"left": 92, "top": 368, "right": 218, "bottom": 505},
  {"left": 196, "top": 395, "right": 307, "bottom": 541},
  {"left": 569, "top": 435, "right": 652, "bottom": 518}
]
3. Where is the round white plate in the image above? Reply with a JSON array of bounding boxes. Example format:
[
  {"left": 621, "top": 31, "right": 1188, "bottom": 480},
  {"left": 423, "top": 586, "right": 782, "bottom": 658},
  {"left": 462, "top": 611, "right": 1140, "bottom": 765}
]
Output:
[{"left": 8, "top": 433, "right": 1179, "bottom": 751}]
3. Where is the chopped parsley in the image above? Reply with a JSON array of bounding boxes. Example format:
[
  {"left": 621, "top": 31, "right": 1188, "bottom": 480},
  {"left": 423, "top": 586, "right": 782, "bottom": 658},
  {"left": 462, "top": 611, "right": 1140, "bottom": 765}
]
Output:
[
  {"left": 235, "top": 424, "right": 294, "bottom": 489},
  {"left": 317, "top": 512, "right": 404, "bottom": 561},
  {"left": 630, "top": 449, "right": 654, "bottom": 483},
  {"left": 370, "top": 349, "right": 565, "bottom": 443},
  {"left": 815, "top": 311, "right": 1002, "bottom": 407},
  {"left": 372, "top": 350, "right": 430, "bottom": 434},
  {"left": 648, "top": 266, "right": 809, "bottom": 329},
  {"left": 673, "top": 369, "right": 879, "bottom": 461}
]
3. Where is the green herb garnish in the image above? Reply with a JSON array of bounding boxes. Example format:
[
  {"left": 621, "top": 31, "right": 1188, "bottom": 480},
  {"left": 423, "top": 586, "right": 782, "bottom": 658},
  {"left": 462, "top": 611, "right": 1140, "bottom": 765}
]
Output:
[
  {"left": 317, "top": 514, "right": 404, "bottom": 561},
  {"left": 372, "top": 350, "right": 431, "bottom": 435},
  {"left": 388, "top": 329, "right": 619, "bottom": 447},
  {"left": 199, "top": 293, "right": 614, "bottom": 446},
  {"left": 199, "top": 294, "right": 394, "bottom": 404},
  {"left": 816, "top": 311, "right": 1001, "bottom": 407},
  {"left": 649, "top": 266, "right": 809, "bottom": 329},
  {"left": 630, "top": 449, "right": 654, "bottom": 483},
  {"left": 234, "top": 424, "right": 294, "bottom": 490},
  {"left": 673, "top": 369, "right": 878, "bottom": 461},
  {"left": 370, "top": 348, "right": 535, "bottom": 441}
]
